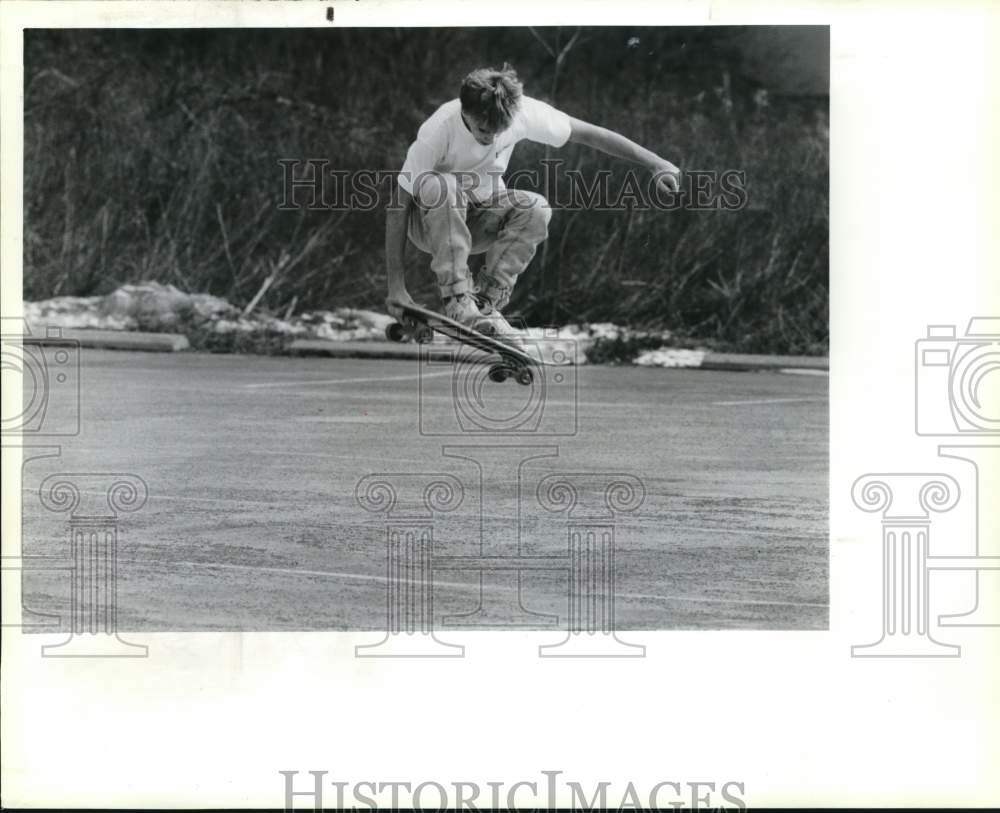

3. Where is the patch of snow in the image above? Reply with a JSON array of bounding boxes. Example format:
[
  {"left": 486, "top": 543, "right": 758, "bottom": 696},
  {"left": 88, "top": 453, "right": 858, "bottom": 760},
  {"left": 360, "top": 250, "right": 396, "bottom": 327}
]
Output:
[
  {"left": 24, "top": 284, "right": 688, "bottom": 365},
  {"left": 583, "top": 322, "right": 624, "bottom": 341},
  {"left": 634, "top": 347, "right": 706, "bottom": 368},
  {"left": 517, "top": 326, "right": 588, "bottom": 365},
  {"left": 24, "top": 295, "right": 134, "bottom": 330},
  {"left": 25, "top": 284, "right": 397, "bottom": 343}
]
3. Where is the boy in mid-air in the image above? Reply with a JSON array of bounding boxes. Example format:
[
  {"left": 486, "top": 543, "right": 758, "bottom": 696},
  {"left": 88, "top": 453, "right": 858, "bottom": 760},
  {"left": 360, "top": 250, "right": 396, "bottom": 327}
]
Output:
[{"left": 386, "top": 64, "right": 680, "bottom": 338}]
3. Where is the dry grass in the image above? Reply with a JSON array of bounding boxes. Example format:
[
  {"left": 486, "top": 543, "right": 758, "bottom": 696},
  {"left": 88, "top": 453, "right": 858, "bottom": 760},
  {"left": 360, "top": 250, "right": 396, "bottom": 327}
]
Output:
[{"left": 24, "top": 28, "right": 828, "bottom": 355}]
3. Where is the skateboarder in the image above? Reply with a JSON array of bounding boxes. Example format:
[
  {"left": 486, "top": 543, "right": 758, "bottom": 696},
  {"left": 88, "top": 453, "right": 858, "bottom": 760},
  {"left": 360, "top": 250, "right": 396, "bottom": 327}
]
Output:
[{"left": 386, "top": 64, "right": 681, "bottom": 338}]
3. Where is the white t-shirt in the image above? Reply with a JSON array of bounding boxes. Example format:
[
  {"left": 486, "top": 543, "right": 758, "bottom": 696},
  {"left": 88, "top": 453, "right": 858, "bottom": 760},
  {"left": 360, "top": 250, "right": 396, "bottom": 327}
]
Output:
[{"left": 398, "top": 96, "right": 572, "bottom": 203}]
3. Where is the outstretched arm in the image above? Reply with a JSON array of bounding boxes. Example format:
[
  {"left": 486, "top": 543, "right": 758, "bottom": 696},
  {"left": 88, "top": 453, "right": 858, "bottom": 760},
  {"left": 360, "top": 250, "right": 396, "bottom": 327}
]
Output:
[{"left": 567, "top": 117, "right": 681, "bottom": 194}]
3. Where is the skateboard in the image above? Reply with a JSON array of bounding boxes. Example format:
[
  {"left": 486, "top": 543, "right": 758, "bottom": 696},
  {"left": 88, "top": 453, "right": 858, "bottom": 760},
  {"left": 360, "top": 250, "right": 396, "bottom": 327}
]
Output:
[{"left": 385, "top": 299, "right": 540, "bottom": 386}]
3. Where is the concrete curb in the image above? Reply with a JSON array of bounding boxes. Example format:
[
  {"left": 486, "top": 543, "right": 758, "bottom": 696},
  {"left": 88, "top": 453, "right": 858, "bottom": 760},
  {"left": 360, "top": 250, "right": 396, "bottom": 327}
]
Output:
[
  {"left": 288, "top": 339, "right": 478, "bottom": 362},
  {"left": 20, "top": 329, "right": 829, "bottom": 372},
  {"left": 700, "top": 352, "right": 828, "bottom": 372},
  {"left": 288, "top": 339, "right": 829, "bottom": 371},
  {"left": 22, "top": 327, "right": 190, "bottom": 352}
]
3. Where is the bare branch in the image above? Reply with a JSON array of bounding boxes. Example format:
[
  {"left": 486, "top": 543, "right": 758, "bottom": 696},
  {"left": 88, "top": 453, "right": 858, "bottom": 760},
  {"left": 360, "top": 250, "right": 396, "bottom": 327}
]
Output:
[
  {"left": 528, "top": 27, "right": 557, "bottom": 59},
  {"left": 556, "top": 28, "right": 582, "bottom": 67}
]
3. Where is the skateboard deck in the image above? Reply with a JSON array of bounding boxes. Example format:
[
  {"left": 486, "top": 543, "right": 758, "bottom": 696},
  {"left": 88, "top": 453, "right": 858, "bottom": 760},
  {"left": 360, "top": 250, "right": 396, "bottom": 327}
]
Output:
[{"left": 385, "top": 299, "right": 540, "bottom": 385}]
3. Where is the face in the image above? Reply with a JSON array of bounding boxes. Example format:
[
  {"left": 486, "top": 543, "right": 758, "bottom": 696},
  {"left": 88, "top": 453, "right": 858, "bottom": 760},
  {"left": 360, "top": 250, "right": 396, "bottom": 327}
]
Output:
[{"left": 461, "top": 111, "right": 507, "bottom": 145}]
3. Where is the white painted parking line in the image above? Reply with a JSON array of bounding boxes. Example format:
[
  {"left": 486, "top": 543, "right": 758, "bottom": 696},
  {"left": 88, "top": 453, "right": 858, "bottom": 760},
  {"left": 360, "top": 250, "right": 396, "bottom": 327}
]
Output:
[
  {"left": 164, "top": 559, "right": 827, "bottom": 609},
  {"left": 710, "top": 397, "right": 828, "bottom": 406},
  {"left": 23, "top": 487, "right": 299, "bottom": 508},
  {"left": 248, "top": 450, "right": 431, "bottom": 465},
  {"left": 241, "top": 370, "right": 453, "bottom": 389},
  {"left": 644, "top": 524, "right": 827, "bottom": 541},
  {"left": 617, "top": 589, "right": 828, "bottom": 608}
]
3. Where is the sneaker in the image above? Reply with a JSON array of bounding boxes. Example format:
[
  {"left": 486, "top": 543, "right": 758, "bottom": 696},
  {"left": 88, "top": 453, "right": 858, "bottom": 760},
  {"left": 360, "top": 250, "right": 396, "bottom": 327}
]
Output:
[
  {"left": 476, "top": 300, "right": 524, "bottom": 347},
  {"left": 442, "top": 293, "right": 485, "bottom": 327}
]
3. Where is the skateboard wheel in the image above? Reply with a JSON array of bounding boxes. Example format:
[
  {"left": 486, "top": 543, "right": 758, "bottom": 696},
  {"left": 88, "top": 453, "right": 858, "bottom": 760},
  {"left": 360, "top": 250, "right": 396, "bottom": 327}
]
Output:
[
  {"left": 386, "top": 322, "right": 407, "bottom": 343},
  {"left": 515, "top": 367, "right": 534, "bottom": 386},
  {"left": 414, "top": 326, "right": 434, "bottom": 344},
  {"left": 488, "top": 364, "right": 510, "bottom": 383}
]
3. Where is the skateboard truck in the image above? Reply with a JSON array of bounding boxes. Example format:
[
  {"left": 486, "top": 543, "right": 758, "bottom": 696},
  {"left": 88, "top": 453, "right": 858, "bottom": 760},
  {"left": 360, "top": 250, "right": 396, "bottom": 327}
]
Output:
[{"left": 385, "top": 315, "right": 434, "bottom": 344}]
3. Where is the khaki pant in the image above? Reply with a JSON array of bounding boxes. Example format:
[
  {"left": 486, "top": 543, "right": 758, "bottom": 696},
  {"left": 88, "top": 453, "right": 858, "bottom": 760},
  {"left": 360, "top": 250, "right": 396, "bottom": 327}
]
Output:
[{"left": 408, "top": 171, "right": 552, "bottom": 309}]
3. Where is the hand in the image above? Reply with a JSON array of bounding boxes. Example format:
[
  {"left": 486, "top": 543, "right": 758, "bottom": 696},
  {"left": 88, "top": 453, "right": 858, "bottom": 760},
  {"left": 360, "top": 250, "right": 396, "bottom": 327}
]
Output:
[
  {"left": 650, "top": 159, "right": 681, "bottom": 195},
  {"left": 385, "top": 288, "right": 416, "bottom": 320}
]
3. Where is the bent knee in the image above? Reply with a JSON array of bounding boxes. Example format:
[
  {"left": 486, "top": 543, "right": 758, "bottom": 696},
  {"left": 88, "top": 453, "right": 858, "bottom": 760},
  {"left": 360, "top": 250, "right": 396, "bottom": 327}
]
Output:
[
  {"left": 510, "top": 191, "right": 552, "bottom": 233},
  {"left": 534, "top": 199, "right": 553, "bottom": 228}
]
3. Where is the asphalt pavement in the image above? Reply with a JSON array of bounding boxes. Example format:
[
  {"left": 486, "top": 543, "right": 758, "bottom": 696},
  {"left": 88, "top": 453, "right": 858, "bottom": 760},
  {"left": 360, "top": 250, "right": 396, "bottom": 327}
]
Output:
[{"left": 18, "top": 349, "right": 829, "bottom": 632}]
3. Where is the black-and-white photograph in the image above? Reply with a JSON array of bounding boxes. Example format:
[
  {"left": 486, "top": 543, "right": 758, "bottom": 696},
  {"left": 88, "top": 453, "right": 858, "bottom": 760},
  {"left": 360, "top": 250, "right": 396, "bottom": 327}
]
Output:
[
  {"left": 12, "top": 25, "right": 829, "bottom": 642},
  {"left": 5, "top": 4, "right": 1000, "bottom": 811}
]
